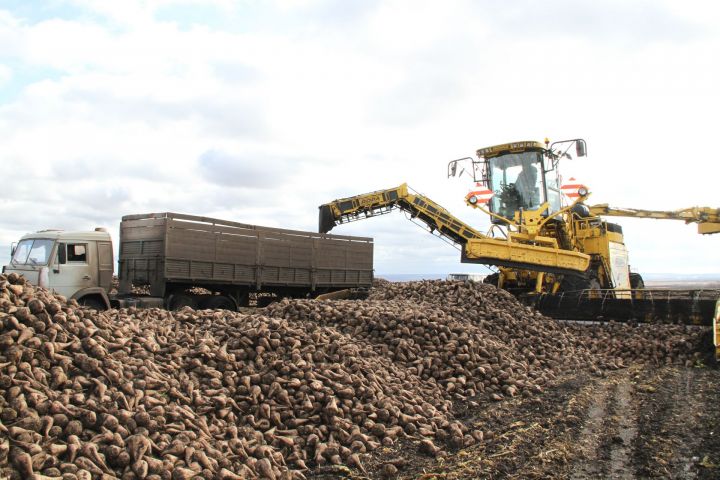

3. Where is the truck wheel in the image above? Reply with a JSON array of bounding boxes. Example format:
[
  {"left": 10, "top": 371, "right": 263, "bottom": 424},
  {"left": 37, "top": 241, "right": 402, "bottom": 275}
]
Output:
[
  {"left": 168, "top": 294, "right": 197, "bottom": 311},
  {"left": 80, "top": 297, "right": 107, "bottom": 311},
  {"left": 200, "top": 296, "right": 236, "bottom": 311}
]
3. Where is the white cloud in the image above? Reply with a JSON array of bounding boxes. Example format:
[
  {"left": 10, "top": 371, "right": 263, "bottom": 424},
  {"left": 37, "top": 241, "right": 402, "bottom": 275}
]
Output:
[
  {"left": 0, "top": 1, "right": 718, "bottom": 276},
  {"left": 0, "top": 64, "right": 10, "bottom": 85}
]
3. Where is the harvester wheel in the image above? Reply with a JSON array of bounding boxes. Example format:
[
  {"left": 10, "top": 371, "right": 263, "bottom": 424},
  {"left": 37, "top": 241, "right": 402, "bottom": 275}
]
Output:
[
  {"left": 630, "top": 273, "right": 646, "bottom": 300},
  {"left": 559, "top": 272, "right": 600, "bottom": 294},
  {"left": 630, "top": 273, "right": 645, "bottom": 289},
  {"left": 484, "top": 273, "right": 500, "bottom": 287}
]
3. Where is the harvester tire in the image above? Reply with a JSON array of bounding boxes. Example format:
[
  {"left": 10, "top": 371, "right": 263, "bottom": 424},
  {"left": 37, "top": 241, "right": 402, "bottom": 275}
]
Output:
[
  {"left": 484, "top": 273, "right": 500, "bottom": 287},
  {"left": 630, "top": 273, "right": 647, "bottom": 300},
  {"left": 630, "top": 273, "right": 645, "bottom": 289},
  {"left": 559, "top": 272, "right": 600, "bottom": 294}
]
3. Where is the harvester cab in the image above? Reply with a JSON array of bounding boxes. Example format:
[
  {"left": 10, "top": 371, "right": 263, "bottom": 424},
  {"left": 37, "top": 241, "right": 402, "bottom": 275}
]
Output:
[{"left": 449, "top": 139, "right": 588, "bottom": 229}]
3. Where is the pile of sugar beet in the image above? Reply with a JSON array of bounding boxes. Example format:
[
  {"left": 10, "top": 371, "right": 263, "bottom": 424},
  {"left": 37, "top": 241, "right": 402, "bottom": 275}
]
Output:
[{"left": 0, "top": 274, "right": 710, "bottom": 480}]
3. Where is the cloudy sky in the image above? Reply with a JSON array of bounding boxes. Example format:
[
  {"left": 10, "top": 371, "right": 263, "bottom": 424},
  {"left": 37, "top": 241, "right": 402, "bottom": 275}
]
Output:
[{"left": 1, "top": 0, "right": 718, "bottom": 276}]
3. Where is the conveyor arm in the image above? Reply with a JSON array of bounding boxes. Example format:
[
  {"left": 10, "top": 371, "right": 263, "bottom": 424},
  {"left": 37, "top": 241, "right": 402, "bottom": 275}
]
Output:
[
  {"left": 588, "top": 204, "right": 720, "bottom": 234},
  {"left": 319, "top": 183, "right": 591, "bottom": 274},
  {"left": 319, "top": 183, "right": 484, "bottom": 246}
]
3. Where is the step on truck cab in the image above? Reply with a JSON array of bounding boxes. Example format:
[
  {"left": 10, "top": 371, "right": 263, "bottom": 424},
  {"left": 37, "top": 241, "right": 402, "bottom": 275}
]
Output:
[{"left": 3, "top": 228, "right": 114, "bottom": 309}]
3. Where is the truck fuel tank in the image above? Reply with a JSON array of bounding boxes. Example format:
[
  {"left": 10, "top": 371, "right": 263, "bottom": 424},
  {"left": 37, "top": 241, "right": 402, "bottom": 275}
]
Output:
[{"left": 111, "top": 296, "right": 164, "bottom": 309}]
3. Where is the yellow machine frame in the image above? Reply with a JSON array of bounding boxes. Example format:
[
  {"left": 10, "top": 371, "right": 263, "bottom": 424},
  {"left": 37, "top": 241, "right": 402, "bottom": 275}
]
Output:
[{"left": 318, "top": 139, "right": 720, "bottom": 356}]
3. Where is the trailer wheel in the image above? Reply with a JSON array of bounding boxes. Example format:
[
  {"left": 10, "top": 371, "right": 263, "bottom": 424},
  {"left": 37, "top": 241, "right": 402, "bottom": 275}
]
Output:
[
  {"left": 257, "top": 297, "right": 276, "bottom": 308},
  {"left": 200, "top": 295, "right": 236, "bottom": 311},
  {"left": 168, "top": 294, "right": 197, "bottom": 311}
]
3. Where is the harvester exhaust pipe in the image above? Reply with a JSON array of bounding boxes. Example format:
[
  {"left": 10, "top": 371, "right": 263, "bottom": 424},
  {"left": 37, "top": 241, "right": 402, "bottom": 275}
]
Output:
[{"left": 319, "top": 205, "right": 336, "bottom": 234}]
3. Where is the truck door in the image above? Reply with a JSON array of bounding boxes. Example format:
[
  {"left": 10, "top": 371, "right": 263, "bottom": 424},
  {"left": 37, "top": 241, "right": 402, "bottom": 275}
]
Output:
[
  {"left": 51, "top": 242, "right": 95, "bottom": 298},
  {"left": 97, "top": 242, "right": 113, "bottom": 291}
]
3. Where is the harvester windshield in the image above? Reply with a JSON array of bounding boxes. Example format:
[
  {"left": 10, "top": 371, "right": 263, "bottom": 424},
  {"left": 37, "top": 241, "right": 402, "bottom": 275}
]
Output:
[{"left": 488, "top": 151, "right": 559, "bottom": 219}]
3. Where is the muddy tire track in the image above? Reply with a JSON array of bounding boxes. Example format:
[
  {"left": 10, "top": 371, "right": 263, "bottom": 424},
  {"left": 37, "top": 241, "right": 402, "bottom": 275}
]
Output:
[
  {"left": 570, "top": 381, "right": 614, "bottom": 479},
  {"left": 568, "top": 371, "right": 640, "bottom": 479},
  {"left": 607, "top": 379, "right": 638, "bottom": 479}
]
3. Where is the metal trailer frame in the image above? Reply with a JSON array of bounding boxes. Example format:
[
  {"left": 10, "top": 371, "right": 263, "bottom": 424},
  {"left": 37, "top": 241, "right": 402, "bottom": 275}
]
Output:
[{"left": 118, "top": 212, "right": 373, "bottom": 306}]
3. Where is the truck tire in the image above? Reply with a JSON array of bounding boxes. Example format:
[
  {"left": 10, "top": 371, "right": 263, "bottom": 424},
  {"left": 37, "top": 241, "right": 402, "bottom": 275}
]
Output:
[
  {"left": 79, "top": 296, "right": 107, "bottom": 311},
  {"left": 200, "top": 295, "right": 236, "bottom": 311},
  {"left": 168, "top": 294, "right": 197, "bottom": 311}
]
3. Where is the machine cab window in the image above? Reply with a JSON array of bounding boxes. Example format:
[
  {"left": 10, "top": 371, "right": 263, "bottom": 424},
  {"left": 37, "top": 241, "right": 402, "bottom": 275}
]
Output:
[
  {"left": 488, "top": 151, "right": 545, "bottom": 219},
  {"left": 483, "top": 147, "right": 563, "bottom": 222}
]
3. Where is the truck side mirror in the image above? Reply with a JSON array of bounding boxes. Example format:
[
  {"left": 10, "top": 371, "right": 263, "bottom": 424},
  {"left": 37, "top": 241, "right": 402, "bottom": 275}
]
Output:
[
  {"left": 57, "top": 243, "right": 66, "bottom": 265},
  {"left": 576, "top": 140, "right": 587, "bottom": 157},
  {"left": 10, "top": 242, "right": 16, "bottom": 256}
]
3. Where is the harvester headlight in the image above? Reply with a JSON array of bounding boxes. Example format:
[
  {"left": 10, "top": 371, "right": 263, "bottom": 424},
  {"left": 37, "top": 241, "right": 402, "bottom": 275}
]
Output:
[
  {"left": 468, "top": 195, "right": 478, "bottom": 205},
  {"left": 577, "top": 186, "right": 588, "bottom": 197}
]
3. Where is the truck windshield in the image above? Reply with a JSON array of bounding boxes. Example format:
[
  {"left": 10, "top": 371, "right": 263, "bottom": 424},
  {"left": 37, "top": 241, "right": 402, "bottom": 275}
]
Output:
[
  {"left": 488, "top": 151, "right": 543, "bottom": 219},
  {"left": 11, "top": 239, "right": 54, "bottom": 265}
]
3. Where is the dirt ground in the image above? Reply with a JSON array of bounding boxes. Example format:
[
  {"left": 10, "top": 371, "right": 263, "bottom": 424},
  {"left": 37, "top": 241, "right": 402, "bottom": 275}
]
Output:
[{"left": 312, "top": 365, "right": 719, "bottom": 479}]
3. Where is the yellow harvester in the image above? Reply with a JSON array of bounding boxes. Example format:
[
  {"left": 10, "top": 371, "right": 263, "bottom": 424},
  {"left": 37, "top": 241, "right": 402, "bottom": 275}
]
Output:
[{"left": 319, "top": 139, "right": 719, "bottom": 338}]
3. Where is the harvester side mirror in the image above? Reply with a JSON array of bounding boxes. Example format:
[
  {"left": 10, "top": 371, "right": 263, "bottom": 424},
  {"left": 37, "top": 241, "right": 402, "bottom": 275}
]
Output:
[
  {"left": 447, "top": 157, "right": 474, "bottom": 178},
  {"left": 576, "top": 140, "right": 587, "bottom": 157},
  {"left": 10, "top": 242, "right": 16, "bottom": 256}
]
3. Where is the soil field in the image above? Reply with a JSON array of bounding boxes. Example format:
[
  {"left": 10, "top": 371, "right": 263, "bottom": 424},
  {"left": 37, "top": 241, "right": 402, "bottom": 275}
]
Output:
[{"left": 311, "top": 365, "right": 720, "bottom": 479}]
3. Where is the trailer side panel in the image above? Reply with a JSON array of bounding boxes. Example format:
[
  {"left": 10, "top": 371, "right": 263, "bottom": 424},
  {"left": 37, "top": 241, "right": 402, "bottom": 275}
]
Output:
[{"left": 118, "top": 212, "right": 373, "bottom": 297}]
